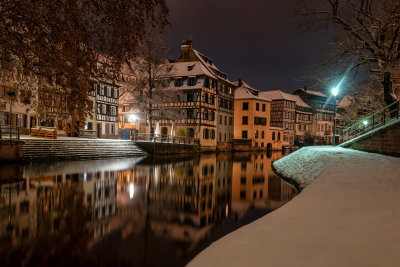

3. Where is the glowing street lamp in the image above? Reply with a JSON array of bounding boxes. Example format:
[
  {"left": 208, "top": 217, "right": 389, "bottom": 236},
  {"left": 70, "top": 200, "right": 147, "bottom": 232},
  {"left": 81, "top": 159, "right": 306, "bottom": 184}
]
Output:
[
  {"left": 128, "top": 114, "right": 138, "bottom": 140},
  {"left": 331, "top": 87, "right": 339, "bottom": 146},
  {"left": 332, "top": 87, "right": 339, "bottom": 97},
  {"left": 363, "top": 120, "right": 368, "bottom": 126}
]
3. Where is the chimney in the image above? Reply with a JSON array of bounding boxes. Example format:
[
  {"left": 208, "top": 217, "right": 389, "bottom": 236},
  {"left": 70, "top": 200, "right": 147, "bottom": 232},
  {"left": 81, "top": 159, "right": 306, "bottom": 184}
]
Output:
[
  {"left": 180, "top": 40, "right": 193, "bottom": 60},
  {"left": 238, "top": 79, "right": 242, "bottom": 87},
  {"left": 304, "top": 85, "right": 307, "bottom": 91}
]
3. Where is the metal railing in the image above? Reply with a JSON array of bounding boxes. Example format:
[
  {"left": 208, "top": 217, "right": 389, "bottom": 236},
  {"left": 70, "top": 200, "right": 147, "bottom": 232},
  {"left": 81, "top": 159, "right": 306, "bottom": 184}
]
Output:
[
  {"left": 341, "top": 99, "right": 400, "bottom": 143},
  {"left": 0, "top": 125, "right": 20, "bottom": 140},
  {"left": 133, "top": 133, "right": 198, "bottom": 145}
]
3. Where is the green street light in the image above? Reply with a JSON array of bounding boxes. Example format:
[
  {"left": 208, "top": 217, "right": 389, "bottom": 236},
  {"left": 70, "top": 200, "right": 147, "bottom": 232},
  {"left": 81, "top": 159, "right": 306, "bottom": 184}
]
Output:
[
  {"left": 331, "top": 87, "right": 339, "bottom": 146},
  {"left": 332, "top": 87, "right": 339, "bottom": 96}
]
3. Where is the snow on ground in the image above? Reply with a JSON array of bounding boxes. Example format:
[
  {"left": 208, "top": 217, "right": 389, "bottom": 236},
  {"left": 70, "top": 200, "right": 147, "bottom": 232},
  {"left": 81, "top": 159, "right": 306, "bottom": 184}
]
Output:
[
  {"left": 189, "top": 146, "right": 400, "bottom": 267},
  {"left": 272, "top": 146, "right": 351, "bottom": 189}
]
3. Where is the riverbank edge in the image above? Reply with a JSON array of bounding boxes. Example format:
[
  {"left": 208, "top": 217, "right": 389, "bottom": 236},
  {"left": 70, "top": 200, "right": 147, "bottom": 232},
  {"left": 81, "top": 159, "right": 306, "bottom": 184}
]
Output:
[{"left": 189, "top": 146, "right": 400, "bottom": 267}]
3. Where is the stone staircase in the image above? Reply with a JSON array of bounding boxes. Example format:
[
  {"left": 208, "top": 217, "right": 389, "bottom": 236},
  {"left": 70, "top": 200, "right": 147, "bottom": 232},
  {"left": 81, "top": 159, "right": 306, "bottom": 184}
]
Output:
[{"left": 23, "top": 139, "right": 146, "bottom": 160}]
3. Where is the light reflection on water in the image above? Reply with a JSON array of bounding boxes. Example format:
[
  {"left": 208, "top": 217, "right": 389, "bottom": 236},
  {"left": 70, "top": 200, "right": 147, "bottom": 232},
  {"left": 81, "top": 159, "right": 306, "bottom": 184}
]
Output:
[{"left": 0, "top": 151, "right": 297, "bottom": 266}]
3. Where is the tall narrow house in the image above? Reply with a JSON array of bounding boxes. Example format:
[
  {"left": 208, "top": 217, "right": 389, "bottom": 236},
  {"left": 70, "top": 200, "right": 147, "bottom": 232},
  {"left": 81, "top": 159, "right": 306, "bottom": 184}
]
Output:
[{"left": 154, "top": 40, "right": 236, "bottom": 150}]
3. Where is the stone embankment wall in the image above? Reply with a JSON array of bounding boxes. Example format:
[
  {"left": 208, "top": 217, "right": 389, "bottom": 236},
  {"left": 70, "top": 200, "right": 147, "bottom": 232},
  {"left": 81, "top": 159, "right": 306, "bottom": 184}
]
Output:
[
  {"left": 341, "top": 120, "right": 400, "bottom": 157},
  {"left": 135, "top": 142, "right": 199, "bottom": 155},
  {"left": 0, "top": 140, "right": 24, "bottom": 161}
]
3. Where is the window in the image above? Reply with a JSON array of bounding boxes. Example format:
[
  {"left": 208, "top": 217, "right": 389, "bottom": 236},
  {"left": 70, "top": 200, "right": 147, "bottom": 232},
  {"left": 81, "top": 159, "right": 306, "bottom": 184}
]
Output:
[
  {"left": 242, "top": 102, "right": 249, "bottom": 110},
  {"left": 240, "top": 191, "right": 246, "bottom": 200},
  {"left": 262, "top": 104, "right": 266, "bottom": 111},
  {"left": 175, "top": 78, "right": 184, "bottom": 87},
  {"left": 211, "top": 129, "right": 215, "bottom": 139},
  {"left": 240, "top": 177, "right": 246, "bottom": 185},
  {"left": 203, "top": 93, "right": 209, "bottom": 103},
  {"left": 261, "top": 131, "right": 264, "bottom": 138},
  {"left": 188, "top": 128, "right": 194, "bottom": 137},
  {"left": 272, "top": 132, "right": 276, "bottom": 140},
  {"left": 256, "top": 103, "right": 259, "bottom": 111},
  {"left": 254, "top": 117, "right": 267, "bottom": 126},
  {"left": 255, "top": 130, "right": 259, "bottom": 138},
  {"left": 186, "top": 93, "right": 194, "bottom": 102},
  {"left": 278, "top": 132, "right": 281, "bottom": 140},
  {"left": 203, "top": 128, "right": 210, "bottom": 139},
  {"left": 241, "top": 162, "right": 246, "bottom": 170},
  {"left": 224, "top": 116, "right": 227, "bottom": 125},
  {"left": 229, "top": 117, "right": 233, "bottom": 125},
  {"left": 242, "top": 131, "right": 248, "bottom": 139},
  {"left": 219, "top": 115, "right": 223, "bottom": 124},
  {"left": 242, "top": 116, "right": 248, "bottom": 125},
  {"left": 187, "top": 77, "right": 196, "bottom": 86},
  {"left": 203, "top": 77, "right": 210, "bottom": 87}
]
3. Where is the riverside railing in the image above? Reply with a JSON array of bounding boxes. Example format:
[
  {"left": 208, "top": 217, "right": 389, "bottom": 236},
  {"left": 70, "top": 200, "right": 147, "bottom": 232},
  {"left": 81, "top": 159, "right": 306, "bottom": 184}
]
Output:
[
  {"left": 0, "top": 125, "right": 20, "bottom": 140},
  {"left": 133, "top": 133, "right": 198, "bottom": 145},
  {"left": 341, "top": 99, "right": 400, "bottom": 143}
]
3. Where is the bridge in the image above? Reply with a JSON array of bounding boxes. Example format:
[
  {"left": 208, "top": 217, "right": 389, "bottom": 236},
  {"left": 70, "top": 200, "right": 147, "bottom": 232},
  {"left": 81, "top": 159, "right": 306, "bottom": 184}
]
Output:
[{"left": 340, "top": 99, "right": 400, "bottom": 157}]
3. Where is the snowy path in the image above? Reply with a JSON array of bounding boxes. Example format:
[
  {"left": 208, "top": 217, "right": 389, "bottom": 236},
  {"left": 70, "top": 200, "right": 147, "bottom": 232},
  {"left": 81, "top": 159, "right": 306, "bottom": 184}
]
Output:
[{"left": 189, "top": 147, "right": 400, "bottom": 266}]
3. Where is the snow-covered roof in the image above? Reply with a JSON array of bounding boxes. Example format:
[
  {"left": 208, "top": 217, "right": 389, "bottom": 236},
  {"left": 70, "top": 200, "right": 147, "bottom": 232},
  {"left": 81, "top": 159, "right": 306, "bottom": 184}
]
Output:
[
  {"left": 295, "top": 88, "right": 327, "bottom": 98},
  {"left": 259, "top": 90, "right": 311, "bottom": 108},
  {"left": 338, "top": 95, "right": 352, "bottom": 108},
  {"left": 234, "top": 81, "right": 270, "bottom": 101},
  {"left": 192, "top": 49, "right": 235, "bottom": 86},
  {"left": 167, "top": 61, "right": 217, "bottom": 79}
]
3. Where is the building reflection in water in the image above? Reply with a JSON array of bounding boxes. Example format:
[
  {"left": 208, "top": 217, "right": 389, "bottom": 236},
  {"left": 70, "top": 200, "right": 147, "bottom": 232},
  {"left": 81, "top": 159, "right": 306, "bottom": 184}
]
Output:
[{"left": 0, "top": 152, "right": 297, "bottom": 266}]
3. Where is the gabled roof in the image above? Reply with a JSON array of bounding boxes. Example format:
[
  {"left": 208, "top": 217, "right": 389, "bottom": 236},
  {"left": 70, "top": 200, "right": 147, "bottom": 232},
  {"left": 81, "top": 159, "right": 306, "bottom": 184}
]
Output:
[
  {"left": 338, "top": 95, "right": 352, "bottom": 108},
  {"left": 294, "top": 88, "right": 327, "bottom": 98},
  {"left": 167, "top": 61, "right": 217, "bottom": 79},
  {"left": 259, "top": 90, "right": 311, "bottom": 108},
  {"left": 234, "top": 81, "right": 270, "bottom": 101}
]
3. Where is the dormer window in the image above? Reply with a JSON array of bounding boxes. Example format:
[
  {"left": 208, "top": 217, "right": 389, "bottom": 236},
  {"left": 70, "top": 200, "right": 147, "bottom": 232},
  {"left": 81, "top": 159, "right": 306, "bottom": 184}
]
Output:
[{"left": 187, "top": 64, "right": 195, "bottom": 71}]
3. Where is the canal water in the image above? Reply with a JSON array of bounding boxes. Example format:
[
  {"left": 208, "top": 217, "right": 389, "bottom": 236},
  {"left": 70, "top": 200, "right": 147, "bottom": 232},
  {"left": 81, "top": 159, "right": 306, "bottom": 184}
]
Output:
[{"left": 0, "top": 151, "right": 297, "bottom": 266}]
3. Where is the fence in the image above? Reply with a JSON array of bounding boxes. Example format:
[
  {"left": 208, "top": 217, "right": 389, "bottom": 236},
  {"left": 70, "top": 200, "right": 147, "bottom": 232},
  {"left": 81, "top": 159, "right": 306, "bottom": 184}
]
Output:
[
  {"left": 0, "top": 125, "right": 20, "bottom": 140},
  {"left": 133, "top": 133, "right": 198, "bottom": 145},
  {"left": 341, "top": 99, "right": 400, "bottom": 143}
]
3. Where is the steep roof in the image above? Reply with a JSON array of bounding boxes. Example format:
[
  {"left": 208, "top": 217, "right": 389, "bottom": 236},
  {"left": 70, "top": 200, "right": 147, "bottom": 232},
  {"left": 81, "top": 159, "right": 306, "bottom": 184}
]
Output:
[
  {"left": 234, "top": 81, "right": 270, "bottom": 101},
  {"left": 167, "top": 61, "right": 216, "bottom": 79},
  {"left": 294, "top": 88, "right": 328, "bottom": 98},
  {"left": 259, "top": 90, "right": 311, "bottom": 108},
  {"left": 338, "top": 95, "right": 352, "bottom": 108}
]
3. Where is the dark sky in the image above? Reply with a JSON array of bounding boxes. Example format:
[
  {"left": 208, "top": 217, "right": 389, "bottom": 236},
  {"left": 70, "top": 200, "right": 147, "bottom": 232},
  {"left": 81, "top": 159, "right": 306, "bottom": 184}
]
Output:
[{"left": 164, "top": 0, "right": 332, "bottom": 93}]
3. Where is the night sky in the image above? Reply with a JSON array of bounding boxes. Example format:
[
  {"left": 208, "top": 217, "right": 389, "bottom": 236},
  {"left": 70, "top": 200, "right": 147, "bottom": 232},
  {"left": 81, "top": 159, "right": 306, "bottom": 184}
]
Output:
[{"left": 164, "top": 0, "right": 332, "bottom": 93}]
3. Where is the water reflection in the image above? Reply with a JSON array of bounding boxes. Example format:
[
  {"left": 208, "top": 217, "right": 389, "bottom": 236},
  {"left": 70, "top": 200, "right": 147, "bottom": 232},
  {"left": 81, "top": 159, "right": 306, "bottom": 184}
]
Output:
[{"left": 0, "top": 152, "right": 297, "bottom": 266}]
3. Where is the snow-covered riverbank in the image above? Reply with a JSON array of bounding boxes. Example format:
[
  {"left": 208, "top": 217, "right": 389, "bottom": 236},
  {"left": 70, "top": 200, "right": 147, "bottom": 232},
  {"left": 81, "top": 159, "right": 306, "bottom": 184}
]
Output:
[{"left": 189, "top": 146, "right": 400, "bottom": 266}]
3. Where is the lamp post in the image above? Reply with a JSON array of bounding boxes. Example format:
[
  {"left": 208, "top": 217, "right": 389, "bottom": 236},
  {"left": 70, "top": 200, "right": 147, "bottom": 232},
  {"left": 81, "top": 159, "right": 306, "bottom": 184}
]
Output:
[
  {"left": 6, "top": 91, "right": 16, "bottom": 126},
  {"left": 331, "top": 87, "right": 339, "bottom": 146},
  {"left": 128, "top": 114, "right": 138, "bottom": 140}
]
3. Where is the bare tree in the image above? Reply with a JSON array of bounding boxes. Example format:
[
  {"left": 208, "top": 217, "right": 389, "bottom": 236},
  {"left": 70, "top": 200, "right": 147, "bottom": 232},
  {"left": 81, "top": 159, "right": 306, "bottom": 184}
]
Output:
[
  {"left": 297, "top": 0, "right": 400, "bottom": 106},
  {"left": 0, "top": 0, "right": 168, "bottom": 132},
  {"left": 121, "top": 26, "right": 184, "bottom": 135}
]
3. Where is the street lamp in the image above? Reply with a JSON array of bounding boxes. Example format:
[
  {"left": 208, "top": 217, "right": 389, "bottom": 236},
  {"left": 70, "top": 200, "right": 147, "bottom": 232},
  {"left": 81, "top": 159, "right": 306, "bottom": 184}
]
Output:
[
  {"left": 331, "top": 87, "right": 339, "bottom": 146},
  {"left": 128, "top": 114, "right": 138, "bottom": 140},
  {"left": 6, "top": 91, "right": 16, "bottom": 126}
]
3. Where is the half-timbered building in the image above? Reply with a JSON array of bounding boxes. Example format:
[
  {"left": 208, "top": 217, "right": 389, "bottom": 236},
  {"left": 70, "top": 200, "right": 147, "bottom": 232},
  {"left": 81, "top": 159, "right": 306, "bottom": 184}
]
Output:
[{"left": 153, "top": 41, "right": 236, "bottom": 150}]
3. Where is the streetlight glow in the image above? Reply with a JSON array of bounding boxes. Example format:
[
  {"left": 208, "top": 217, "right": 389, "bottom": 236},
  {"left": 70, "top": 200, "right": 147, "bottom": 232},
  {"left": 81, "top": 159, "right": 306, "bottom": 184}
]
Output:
[
  {"left": 363, "top": 120, "right": 368, "bottom": 126},
  {"left": 129, "top": 114, "right": 138, "bottom": 122},
  {"left": 332, "top": 87, "right": 339, "bottom": 96}
]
